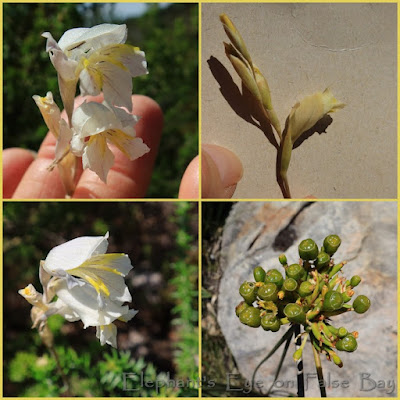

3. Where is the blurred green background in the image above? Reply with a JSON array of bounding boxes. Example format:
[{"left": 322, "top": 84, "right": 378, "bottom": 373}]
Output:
[
  {"left": 3, "top": 3, "right": 198, "bottom": 198},
  {"left": 4, "top": 202, "right": 199, "bottom": 396}
]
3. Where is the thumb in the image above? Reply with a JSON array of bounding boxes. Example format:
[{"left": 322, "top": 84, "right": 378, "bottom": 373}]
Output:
[{"left": 202, "top": 144, "right": 243, "bottom": 198}]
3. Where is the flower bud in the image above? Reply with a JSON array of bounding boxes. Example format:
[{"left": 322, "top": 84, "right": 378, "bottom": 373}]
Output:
[
  {"left": 298, "top": 239, "right": 318, "bottom": 260},
  {"left": 239, "top": 281, "right": 257, "bottom": 304},
  {"left": 337, "top": 327, "right": 348, "bottom": 338},
  {"left": 350, "top": 275, "right": 361, "bottom": 288},
  {"left": 284, "top": 303, "right": 306, "bottom": 324},
  {"left": 278, "top": 254, "right": 287, "bottom": 266},
  {"left": 322, "top": 290, "right": 344, "bottom": 312},
  {"left": 239, "top": 306, "right": 261, "bottom": 327},
  {"left": 335, "top": 334, "right": 358, "bottom": 352},
  {"left": 253, "top": 266, "right": 266, "bottom": 282},
  {"left": 220, "top": 14, "right": 252, "bottom": 67},
  {"left": 353, "top": 295, "right": 371, "bottom": 314},
  {"left": 258, "top": 283, "right": 279, "bottom": 302},
  {"left": 323, "top": 235, "right": 341, "bottom": 256},
  {"left": 264, "top": 269, "right": 284, "bottom": 288}
]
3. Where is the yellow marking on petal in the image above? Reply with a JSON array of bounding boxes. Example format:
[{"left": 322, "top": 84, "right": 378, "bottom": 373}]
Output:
[
  {"left": 68, "top": 267, "right": 110, "bottom": 297},
  {"left": 24, "top": 287, "right": 32, "bottom": 295},
  {"left": 67, "top": 254, "right": 127, "bottom": 297},
  {"left": 105, "top": 129, "right": 135, "bottom": 158}
]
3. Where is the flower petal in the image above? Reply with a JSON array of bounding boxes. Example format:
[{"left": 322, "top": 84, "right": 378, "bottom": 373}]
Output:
[
  {"left": 60, "top": 24, "right": 127, "bottom": 58},
  {"left": 67, "top": 253, "right": 133, "bottom": 302},
  {"left": 109, "top": 132, "right": 150, "bottom": 161},
  {"left": 82, "top": 134, "right": 115, "bottom": 183},
  {"left": 54, "top": 278, "right": 129, "bottom": 327},
  {"left": 72, "top": 102, "right": 118, "bottom": 138},
  {"left": 44, "top": 233, "right": 109, "bottom": 274},
  {"left": 96, "top": 324, "right": 118, "bottom": 347},
  {"left": 99, "top": 62, "right": 133, "bottom": 111}
]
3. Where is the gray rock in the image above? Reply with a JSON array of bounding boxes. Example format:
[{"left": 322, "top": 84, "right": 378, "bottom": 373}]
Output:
[{"left": 217, "top": 201, "right": 397, "bottom": 397}]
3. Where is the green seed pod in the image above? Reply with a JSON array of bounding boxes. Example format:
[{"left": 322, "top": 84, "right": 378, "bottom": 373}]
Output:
[
  {"left": 264, "top": 269, "right": 284, "bottom": 288},
  {"left": 315, "top": 252, "right": 330, "bottom": 270},
  {"left": 322, "top": 290, "right": 344, "bottom": 312},
  {"left": 353, "top": 295, "right": 371, "bottom": 314},
  {"left": 298, "top": 239, "right": 319, "bottom": 260},
  {"left": 337, "top": 327, "right": 348, "bottom": 338},
  {"left": 279, "top": 254, "right": 288, "bottom": 265},
  {"left": 253, "top": 266, "right": 266, "bottom": 282},
  {"left": 298, "top": 281, "right": 314, "bottom": 297},
  {"left": 239, "top": 306, "right": 261, "bottom": 327},
  {"left": 323, "top": 235, "right": 341, "bottom": 256},
  {"left": 286, "top": 263, "right": 305, "bottom": 281},
  {"left": 283, "top": 303, "right": 306, "bottom": 324},
  {"left": 335, "top": 334, "right": 358, "bottom": 352},
  {"left": 239, "top": 281, "right": 257, "bottom": 304},
  {"left": 283, "top": 278, "right": 298, "bottom": 292},
  {"left": 350, "top": 275, "right": 361, "bottom": 288},
  {"left": 261, "top": 315, "right": 281, "bottom": 332},
  {"left": 258, "top": 282, "right": 279, "bottom": 302},
  {"left": 235, "top": 301, "right": 250, "bottom": 317}
]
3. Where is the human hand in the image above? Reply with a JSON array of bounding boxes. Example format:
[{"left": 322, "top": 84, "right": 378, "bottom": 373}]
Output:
[{"left": 3, "top": 95, "right": 163, "bottom": 199}]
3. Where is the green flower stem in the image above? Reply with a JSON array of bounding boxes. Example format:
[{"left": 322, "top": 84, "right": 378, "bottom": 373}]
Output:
[
  {"left": 266, "top": 327, "right": 294, "bottom": 395},
  {"left": 251, "top": 325, "right": 295, "bottom": 389},
  {"left": 312, "top": 342, "right": 327, "bottom": 397},
  {"left": 328, "top": 261, "right": 347, "bottom": 279},
  {"left": 48, "top": 345, "right": 71, "bottom": 395}
]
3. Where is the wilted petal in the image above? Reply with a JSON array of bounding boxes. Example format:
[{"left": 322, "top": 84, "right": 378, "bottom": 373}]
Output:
[
  {"left": 18, "top": 284, "right": 47, "bottom": 310},
  {"left": 32, "top": 92, "right": 61, "bottom": 138},
  {"left": 54, "top": 119, "right": 73, "bottom": 162},
  {"left": 44, "top": 232, "right": 109, "bottom": 274},
  {"left": 288, "top": 88, "right": 345, "bottom": 143},
  {"left": 96, "top": 323, "right": 117, "bottom": 347}
]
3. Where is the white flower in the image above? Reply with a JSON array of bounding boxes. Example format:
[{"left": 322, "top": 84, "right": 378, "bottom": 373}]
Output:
[
  {"left": 43, "top": 24, "right": 148, "bottom": 123},
  {"left": 43, "top": 232, "right": 133, "bottom": 305},
  {"left": 19, "top": 232, "right": 138, "bottom": 347},
  {"left": 69, "top": 101, "right": 150, "bottom": 182}
]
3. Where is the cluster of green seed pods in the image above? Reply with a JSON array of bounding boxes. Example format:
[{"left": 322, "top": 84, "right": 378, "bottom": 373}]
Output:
[{"left": 236, "top": 235, "right": 371, "bottom": 367}]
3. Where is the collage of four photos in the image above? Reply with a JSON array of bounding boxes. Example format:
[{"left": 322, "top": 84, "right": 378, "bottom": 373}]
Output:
[{"left": 2, "top": 2, "right": 398, "bottom": 398}]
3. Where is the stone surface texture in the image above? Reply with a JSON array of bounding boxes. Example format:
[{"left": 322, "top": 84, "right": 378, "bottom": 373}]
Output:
[{"left": 217, "top": 201, "right": 397, "bottom": 397}]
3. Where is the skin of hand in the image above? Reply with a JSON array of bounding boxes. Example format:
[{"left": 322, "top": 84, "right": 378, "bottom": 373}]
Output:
[
  {"left": 3, "top": 94, "right": 163, "bottom": 199},
  {"left": 201, "top": 144, "right": 243, "bottom": 198}
]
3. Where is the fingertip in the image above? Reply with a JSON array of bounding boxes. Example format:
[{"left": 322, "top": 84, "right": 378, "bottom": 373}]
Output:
[
  {"left": 201, "top": 144, "right": 243, "bottom": 198},
  {"left": 179, "top": 156, "right": 199, "bottom": 199}
]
